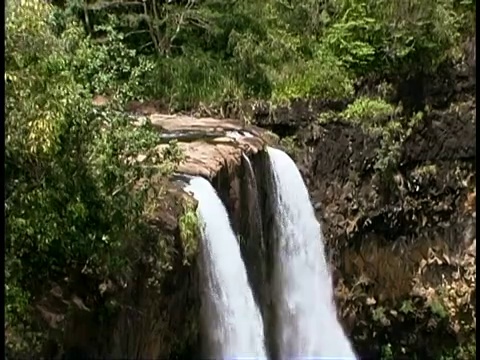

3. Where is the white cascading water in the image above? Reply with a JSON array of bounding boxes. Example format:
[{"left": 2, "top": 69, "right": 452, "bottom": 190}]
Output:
[
  {"left": 267, "top": 147, "right": 357, "bottom": 360},
  {"left": 185, "top": 176, "right": 267, "bottom": 359}
]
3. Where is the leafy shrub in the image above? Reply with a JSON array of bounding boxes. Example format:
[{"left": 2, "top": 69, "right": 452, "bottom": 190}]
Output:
[
  {"left": 57, "top": 14, "right": 156, "bottom": 102},
  {"left": 341, "top": 97, "right": 395, "bottom": 124},
  {"left": 53, "top": 0, "right": 473, "bottom": 107}
]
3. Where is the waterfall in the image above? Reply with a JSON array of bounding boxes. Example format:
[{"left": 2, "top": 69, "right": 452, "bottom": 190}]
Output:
[
  {"left": 267, "top": 147, "right": 357, "bottom": 360},
  {"left": 184, "top": 176, "right": 267, "bottom": 359}
]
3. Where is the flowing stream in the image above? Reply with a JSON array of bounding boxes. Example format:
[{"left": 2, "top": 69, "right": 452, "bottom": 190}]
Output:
[
  {"left": 267, "top": 147, "right": 357, "bottom": 360},
  {"left": 185, "top": 176, "right": 267, "bottom": 359}
]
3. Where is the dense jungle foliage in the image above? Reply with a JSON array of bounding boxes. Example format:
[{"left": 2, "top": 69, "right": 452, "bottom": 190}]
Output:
[{"left": 5, "top": 0, "right": 475, "bottom": 356}]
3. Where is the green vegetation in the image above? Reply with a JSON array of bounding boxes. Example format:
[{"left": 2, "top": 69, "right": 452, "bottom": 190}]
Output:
[
  {"left": 318, "top": 99, "right": 425, "bottom": 179},
  {"left": 39, "top": 0, "right": 474, "bottom": 111},
  {"left": 439, "top": 342, "right": 476, "bottom": 360},
  {"left": 5, "top": 0, "right": 475, "bottom": 357},
  {"left": 5, "top": 0, "right": 183, "bottom": 355},
  {"left": 279, "top": 135, "right": 300, "bottom": 157},
  {"left": 178, "top": 199, "right": 201, "bottom": 266},
  {"left": 342, "top": 98, "right": 396, "bottom": 125}
]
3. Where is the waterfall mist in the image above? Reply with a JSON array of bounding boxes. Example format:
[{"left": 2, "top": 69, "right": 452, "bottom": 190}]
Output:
[
  {"left": 184, "top": 176, "right": 267, "bottom": 359},
  {"left": 267, "top": 147, "right": 357, "bottom": 360}
]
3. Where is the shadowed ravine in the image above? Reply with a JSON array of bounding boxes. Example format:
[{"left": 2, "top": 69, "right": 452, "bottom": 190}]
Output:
[{"left": 184, "top": 147, "right": 356, "bottom": 359}]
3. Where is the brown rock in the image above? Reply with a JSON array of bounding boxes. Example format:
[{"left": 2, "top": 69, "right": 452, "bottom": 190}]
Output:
[{"left": 144, "top": 113, "right": 272, "bottom": 179}]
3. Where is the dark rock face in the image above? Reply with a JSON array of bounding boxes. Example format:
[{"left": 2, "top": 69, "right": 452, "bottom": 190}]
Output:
[
  {"left": 211, "top": 149, "right": 276, "bottom": 360},
  {"left": 295, "top": 101, "right": 475, "bottom": 247},
  {"left": 252, "top": 98, "right": 352, "bottom": 137},
  {"left": 401, "top": 101, "right": 476, "bottom": 164},
  {"left": 212, "top": 90, "right": 475, "bottom": 359},
  {"left": 249, "top": 62, "right": 476, "bottom": 357}
]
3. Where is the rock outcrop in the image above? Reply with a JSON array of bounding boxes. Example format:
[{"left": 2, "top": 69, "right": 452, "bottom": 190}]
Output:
[
  {"left": 34, "top": 113, "right": 276, "bottom": 360},
  {"left": 146, "top": 114, "right": 269, "bottom": 179}
]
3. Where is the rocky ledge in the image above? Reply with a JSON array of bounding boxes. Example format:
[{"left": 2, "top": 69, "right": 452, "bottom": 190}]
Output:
[{"left": 143, "top": 114, "right": 274, "bottom": 179}]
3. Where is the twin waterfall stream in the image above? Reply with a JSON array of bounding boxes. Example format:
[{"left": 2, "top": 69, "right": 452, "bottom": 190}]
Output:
[{"left": 185, "top": 147, "right": 356, "bottom": 360}]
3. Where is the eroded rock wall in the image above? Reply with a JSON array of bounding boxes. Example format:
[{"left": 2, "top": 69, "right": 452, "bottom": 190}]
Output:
[
  {"left": 251, "top": 94, "right": 476, "bottom": 358},
  {"left": 211, "top": 149, "right": 279, "bottom": 360},
  {"left": 302, "top": 107, "right": 474, "bottom": 359}
]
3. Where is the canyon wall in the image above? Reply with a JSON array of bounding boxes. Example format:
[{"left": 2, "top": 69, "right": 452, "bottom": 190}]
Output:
[{"left": 250, "top": 58, "right": 476, "bottom": 358}]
